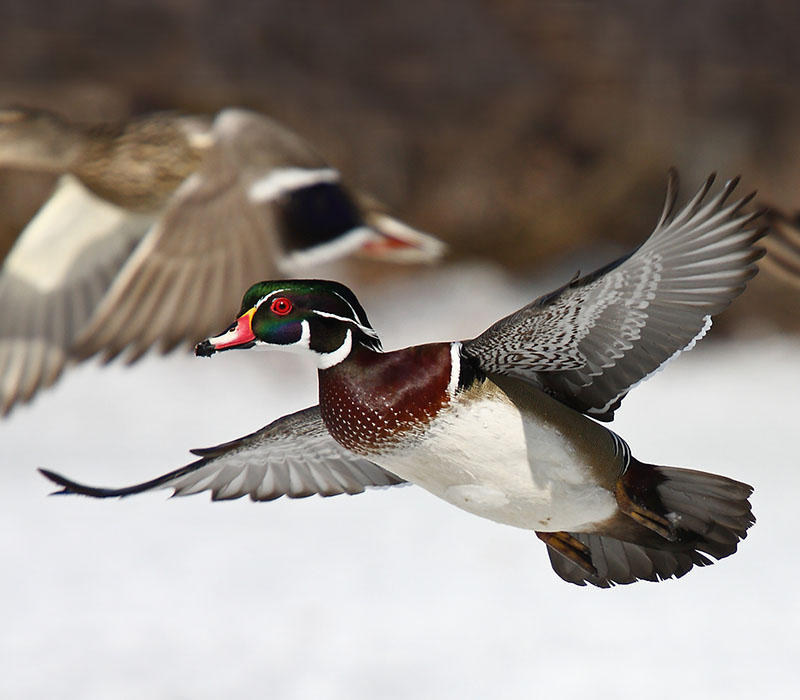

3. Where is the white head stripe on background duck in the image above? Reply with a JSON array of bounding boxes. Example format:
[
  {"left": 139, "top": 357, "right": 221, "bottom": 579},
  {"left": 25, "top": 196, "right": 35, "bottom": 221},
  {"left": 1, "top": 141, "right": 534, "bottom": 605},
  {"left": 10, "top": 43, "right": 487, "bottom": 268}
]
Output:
[{"left": 42, "top": 171, "right": 763, "bottom": 587}]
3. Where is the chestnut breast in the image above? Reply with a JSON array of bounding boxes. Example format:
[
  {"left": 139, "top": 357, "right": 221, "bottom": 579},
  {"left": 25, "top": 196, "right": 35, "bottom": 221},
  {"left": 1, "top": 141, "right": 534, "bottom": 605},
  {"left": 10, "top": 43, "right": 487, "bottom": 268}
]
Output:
[{"left": 318, "top": 342, "right": 454, "bottom": 454}]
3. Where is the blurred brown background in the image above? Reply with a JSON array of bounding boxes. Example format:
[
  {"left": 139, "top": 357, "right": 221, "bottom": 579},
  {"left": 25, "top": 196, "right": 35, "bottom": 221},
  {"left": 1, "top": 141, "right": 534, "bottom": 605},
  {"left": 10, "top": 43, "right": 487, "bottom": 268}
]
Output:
[{"left": 1, "top": 0, "right": 798, "bottom": 330}]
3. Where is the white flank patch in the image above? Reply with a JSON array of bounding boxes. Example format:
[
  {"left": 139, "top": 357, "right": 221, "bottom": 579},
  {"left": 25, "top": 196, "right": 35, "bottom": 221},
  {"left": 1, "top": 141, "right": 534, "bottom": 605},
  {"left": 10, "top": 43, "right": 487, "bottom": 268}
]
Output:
[
  {"left": 247, "top": 167, "right": 340, "bottom": 203},
  {"left": 4, "top": 174, "right": 150, "bottom": 294},
  {"left": 277, "top": 226, "right": 374, "bottom": 273},
  {"left": 373, "top": 391, "right": 617, "bottom": 532}
]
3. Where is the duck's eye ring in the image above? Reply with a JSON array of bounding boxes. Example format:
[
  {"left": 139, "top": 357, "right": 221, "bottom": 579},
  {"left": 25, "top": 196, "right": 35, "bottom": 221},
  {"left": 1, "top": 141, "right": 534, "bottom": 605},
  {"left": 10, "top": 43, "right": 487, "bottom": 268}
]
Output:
[{"left": 270, "top": 297, "right": 293, "bottom": 315}]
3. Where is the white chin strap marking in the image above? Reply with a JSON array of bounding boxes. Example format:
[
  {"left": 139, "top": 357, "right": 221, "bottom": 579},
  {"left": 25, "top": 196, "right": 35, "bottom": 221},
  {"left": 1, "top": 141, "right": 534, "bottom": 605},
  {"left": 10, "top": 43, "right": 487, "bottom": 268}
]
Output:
[
  {"left": 251, "top": 320, "right": 354, "bottom": 370},
  {"left": 253, "top": 319, "right": 312, "bottom": 353},
  {"left": 314, "top": 328, "right": 353, "bottom": 370}
]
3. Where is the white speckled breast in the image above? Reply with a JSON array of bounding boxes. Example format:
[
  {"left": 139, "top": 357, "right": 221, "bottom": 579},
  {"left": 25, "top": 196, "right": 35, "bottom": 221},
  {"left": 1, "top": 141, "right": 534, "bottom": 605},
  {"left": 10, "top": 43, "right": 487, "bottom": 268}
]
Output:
[{"left": 370, "top": 381, "right": 618, "bottom": 532}]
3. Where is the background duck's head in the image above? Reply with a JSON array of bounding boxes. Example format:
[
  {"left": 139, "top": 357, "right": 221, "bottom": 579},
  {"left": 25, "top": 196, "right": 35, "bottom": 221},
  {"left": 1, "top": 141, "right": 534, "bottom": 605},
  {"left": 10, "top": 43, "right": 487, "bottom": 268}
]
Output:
[
  {"left": 0, "top": 108, "right": 80, "bottom": 171},
  {"left": 195, "top": 279, "right": 381, "bottom": 367}
]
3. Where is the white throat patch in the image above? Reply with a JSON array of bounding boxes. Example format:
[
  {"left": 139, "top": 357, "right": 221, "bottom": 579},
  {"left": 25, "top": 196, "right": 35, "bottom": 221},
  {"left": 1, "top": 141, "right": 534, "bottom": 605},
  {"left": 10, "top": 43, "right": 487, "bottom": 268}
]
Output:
[
  {"left": 314, "top": 328, "right": 353, "bottom": 369},
  {"left": 253, "top": 318, "right": 312, "bottom": 353}
]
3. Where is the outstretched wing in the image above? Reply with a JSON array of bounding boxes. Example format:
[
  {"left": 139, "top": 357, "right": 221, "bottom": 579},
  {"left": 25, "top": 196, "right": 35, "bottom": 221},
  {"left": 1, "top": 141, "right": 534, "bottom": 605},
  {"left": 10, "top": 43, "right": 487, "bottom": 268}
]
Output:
[
  {"left": 0, "top": 175, "right": 151, "bottom": 413},
  {"left": 40, "top": 405, "right": 405, "bottom": 501},
  {"left": 463, "top": 171, "right": 765, "bottom": 421}
]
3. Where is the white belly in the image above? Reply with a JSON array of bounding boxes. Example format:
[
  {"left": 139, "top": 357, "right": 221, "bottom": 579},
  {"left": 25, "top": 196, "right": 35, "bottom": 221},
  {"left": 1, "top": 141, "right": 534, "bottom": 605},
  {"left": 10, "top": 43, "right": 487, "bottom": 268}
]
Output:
[{"left": 371, "top": 394, "right": 617, "bottom": 532}]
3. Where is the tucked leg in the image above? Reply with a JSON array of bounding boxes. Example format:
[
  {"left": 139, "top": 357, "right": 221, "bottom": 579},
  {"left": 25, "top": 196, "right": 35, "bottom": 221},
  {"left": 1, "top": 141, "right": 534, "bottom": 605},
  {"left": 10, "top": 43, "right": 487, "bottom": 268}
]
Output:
[
  {"left": 614, "top": 480, "right": 677, "bottom": 541},
  {"left": 536, "top": 531, "right": 598, "bottom": 577}
]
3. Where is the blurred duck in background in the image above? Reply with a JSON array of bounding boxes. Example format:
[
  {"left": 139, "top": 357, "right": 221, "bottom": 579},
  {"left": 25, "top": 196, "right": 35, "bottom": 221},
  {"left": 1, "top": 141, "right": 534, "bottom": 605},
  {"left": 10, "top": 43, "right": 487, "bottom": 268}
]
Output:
[{"left": 0, "top": 107, "right": 444, "bottom": 414}]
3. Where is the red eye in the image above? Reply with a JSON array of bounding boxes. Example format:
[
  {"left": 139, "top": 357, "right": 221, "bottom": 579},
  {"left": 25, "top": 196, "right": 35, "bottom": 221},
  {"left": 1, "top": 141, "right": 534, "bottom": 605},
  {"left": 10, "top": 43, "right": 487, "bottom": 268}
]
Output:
[{"left": 270, "top": 297, "right": 293, "bottom": 315}]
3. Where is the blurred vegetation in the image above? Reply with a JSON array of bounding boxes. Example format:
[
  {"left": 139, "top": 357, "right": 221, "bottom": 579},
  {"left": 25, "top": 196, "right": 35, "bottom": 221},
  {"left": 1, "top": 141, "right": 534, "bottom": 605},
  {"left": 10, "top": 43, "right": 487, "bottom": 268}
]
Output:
[{"left": 0, "top": 0, "right": 798, "bottom": 330}]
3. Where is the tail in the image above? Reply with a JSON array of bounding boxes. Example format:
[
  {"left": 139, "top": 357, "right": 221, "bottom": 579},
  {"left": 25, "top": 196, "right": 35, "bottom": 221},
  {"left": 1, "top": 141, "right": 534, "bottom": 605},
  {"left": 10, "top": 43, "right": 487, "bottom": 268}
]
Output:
[{"left": 546, "top": 461, "right": 754, "bottom": 587}]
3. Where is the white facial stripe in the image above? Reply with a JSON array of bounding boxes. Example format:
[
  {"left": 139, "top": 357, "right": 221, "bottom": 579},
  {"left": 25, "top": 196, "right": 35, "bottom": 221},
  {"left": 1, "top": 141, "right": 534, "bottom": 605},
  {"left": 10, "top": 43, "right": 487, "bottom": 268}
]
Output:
[
  {"left": 329, "top": 286, "right": 369, "bottom": 327},
  {"left": 252, "top": 288, "right": 376, "bottom": 338},
  {"left": 448, "top": 342, "right": 462, "bottom": 396},
  {"left": 314, "top": 328, "right": 353, "bottom": 370},
  {"left": 253, "top": 288, "right": 288, "bottom": 310},
  {"left": 312, "top": 309, "right": 379, "bottom": 340},
  {"left": 248, "top": 167, "right": 341, "bottom": 203},
  {"left": 249, "top": 288, "right": 378, "bottom": 345}
]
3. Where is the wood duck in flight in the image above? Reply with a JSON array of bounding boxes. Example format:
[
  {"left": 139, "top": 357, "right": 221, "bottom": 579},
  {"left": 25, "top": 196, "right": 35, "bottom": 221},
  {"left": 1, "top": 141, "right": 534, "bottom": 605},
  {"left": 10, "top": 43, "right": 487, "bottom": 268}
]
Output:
[
  {"left": 0, "top": 107, "right": 444, "bottom": 414},
  {"left": 42, "top": 171, "right": 762, "bottom": 587}
]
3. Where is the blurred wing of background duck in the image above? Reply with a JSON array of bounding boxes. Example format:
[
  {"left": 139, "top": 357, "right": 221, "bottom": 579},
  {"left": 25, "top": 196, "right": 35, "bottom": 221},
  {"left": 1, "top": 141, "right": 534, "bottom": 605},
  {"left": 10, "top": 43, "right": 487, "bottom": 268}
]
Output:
[
  {"left": 0, "top": 108, "right": 444, "bottom": 414},
  {"left": 762, "top": 209, "right": 800, "bottom": 287}
]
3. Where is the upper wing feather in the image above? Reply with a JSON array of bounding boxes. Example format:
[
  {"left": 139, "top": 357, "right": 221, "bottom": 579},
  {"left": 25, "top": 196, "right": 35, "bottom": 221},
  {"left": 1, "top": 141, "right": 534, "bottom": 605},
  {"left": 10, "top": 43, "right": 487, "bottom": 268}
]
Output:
[
  {"left": 39, "top": 405, "right": 406, "bottom": 501},
  {"left": 463, "top": 171, "right": 765, "bottom": 420}
]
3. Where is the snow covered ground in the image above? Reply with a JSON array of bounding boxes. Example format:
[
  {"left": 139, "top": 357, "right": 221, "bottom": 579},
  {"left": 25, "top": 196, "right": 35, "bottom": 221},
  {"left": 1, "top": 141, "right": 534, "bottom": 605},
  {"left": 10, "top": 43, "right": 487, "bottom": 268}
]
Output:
[{"left": 2, "top": 263, "right": 798, "bottom": 700}]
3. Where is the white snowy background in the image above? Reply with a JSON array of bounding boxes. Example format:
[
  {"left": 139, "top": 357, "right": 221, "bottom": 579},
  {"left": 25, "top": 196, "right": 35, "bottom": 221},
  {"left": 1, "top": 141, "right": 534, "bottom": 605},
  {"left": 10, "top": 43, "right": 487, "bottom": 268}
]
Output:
[{"left": 2, "top": 262, "right": 798, "bottom": 700}]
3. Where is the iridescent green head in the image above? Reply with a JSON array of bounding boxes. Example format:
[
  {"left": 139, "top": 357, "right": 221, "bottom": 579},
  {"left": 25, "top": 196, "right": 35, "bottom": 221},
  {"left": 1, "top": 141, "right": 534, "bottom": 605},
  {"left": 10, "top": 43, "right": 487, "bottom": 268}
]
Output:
[{"left": 195, "top": 279, "right": 381, "bottom": 368}]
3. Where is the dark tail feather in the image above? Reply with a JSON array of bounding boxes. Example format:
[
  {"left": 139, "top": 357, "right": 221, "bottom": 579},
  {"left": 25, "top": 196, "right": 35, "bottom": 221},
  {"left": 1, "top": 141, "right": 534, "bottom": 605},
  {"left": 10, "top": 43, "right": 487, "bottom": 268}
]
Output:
[
  {"left": 546, "top": 532, "right": 708, "bottom": 588},
  {"left": 546, "top": 462, "right": 754, "bottom": 588},
  {"left": 655, "top": 465, "right": 754, "bottom": 557}
]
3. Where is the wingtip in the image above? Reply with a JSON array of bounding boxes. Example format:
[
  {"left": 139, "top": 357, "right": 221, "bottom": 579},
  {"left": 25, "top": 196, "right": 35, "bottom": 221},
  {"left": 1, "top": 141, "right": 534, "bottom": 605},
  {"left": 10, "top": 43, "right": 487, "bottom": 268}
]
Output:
[
  {"left": 38, "top": 466, "right": 126, "bottom": 498},
  {"left": 38, "top": 467, "right": 75, "bottom": 495},
  {"left": 659, "top": 168, "right": 681, "bottom": 226},
  {"left": 737, "top": 189, "right": 757, "bottom": 209},
  {"left": 725, "top": 173, "right": 741, "bottom": 191}
]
